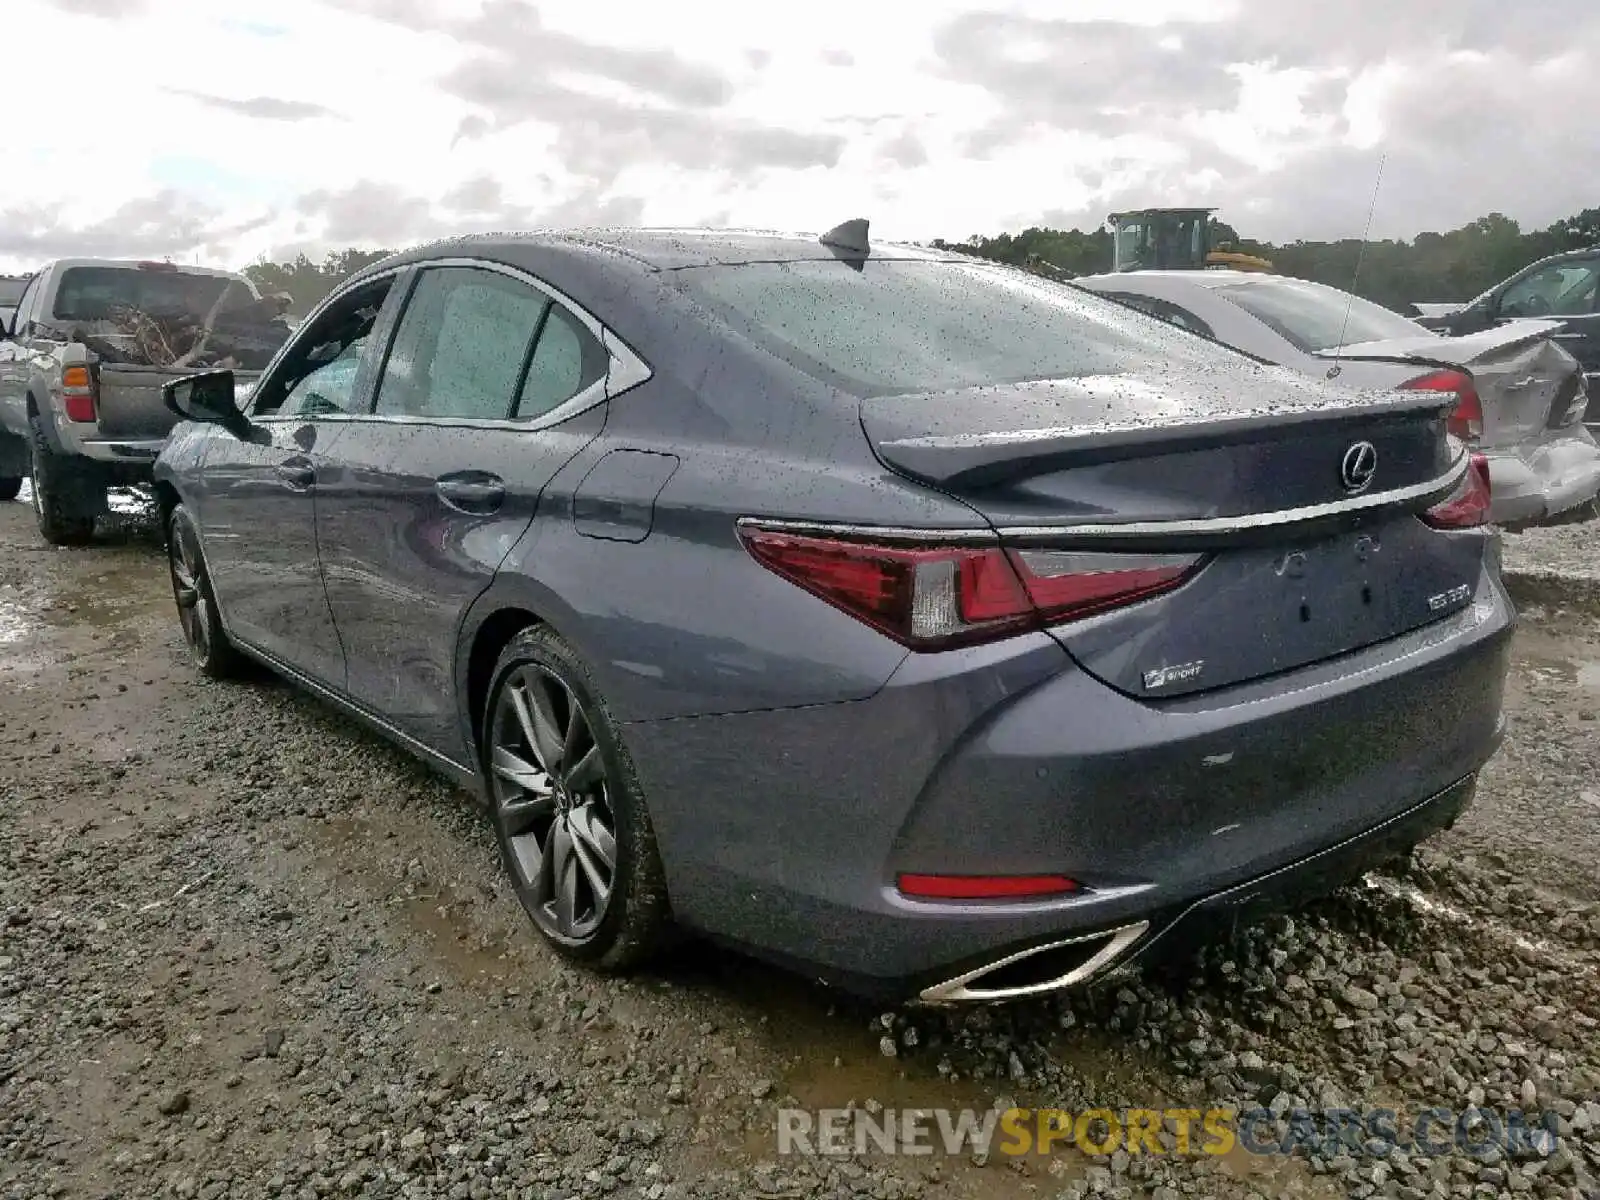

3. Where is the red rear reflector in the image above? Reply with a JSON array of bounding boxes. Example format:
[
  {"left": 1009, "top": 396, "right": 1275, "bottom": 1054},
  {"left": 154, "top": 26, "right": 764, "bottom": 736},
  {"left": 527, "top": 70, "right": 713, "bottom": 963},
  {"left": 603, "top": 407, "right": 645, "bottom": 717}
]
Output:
[
  {"left": 63, "top": 394, "right": 96, "bottom": 422},
  {"left": 739, "top": 527, "right": 1202, "bottom": 649},
  {"left": 1401, "top": 368, "right": 1482, "bottom": 443},
  {"left": 1422, "top": 453, "right": 1491, "bottom": 529},
  {"left": 897, "top": 873, "right": 1079, "bottom": 900}
]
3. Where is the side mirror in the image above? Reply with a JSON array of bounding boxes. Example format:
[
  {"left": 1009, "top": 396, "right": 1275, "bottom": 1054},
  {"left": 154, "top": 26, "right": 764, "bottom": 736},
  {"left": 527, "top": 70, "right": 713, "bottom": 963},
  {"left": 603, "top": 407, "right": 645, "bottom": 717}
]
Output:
[{"left": 163, "top": 369, "right": 250, "bottom": 438}]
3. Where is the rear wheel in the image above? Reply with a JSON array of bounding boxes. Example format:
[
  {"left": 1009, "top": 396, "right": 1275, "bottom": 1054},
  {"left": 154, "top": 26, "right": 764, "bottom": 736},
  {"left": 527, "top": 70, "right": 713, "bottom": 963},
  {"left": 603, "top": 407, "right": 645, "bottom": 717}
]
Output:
[
  {"left": 483, "top": 626, "right": 671, "bottom": 969},
  {"left": 29, "top": 416, "right": 101, "bottom": 545},
  {"left": 0, "top": 477, "right": 20, "bottom": 502},
  {"left": 167, "top": 503, "right": 243, "bottom": 679}
]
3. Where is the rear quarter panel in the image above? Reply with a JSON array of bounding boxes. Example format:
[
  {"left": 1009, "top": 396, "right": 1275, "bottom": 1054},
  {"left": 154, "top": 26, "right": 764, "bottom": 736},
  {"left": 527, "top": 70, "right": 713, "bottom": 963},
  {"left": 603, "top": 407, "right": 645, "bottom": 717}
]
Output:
[{"left": 463, "top": 283, "right": 995, "bottom": 724}]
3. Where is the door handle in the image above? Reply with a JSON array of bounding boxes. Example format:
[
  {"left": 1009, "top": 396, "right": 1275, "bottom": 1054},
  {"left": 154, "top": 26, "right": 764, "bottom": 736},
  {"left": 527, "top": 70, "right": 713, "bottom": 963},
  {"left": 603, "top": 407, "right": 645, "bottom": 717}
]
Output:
[
  {"left": 275, "top": 458, "right": 315, "bottom": 489},
  {"left": 435, "top": 474, "right": 505, "bottom": 513}
]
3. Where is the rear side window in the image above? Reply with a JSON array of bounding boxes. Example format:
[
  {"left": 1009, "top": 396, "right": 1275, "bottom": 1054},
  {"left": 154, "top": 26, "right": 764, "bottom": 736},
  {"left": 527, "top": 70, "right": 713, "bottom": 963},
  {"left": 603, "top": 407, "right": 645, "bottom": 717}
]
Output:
[
  {"left": 1214, "top": 279, "right": 1424, "bottom": 353},
  {"left": 376, "top": 267, "right": 549, "bottom": 420},
  {"left": 669, "top": 259, "right": 1247, "bottom": 398},
  {"left": 1100, "top": 291, "right": 1216, "bottom": 339},
  {"left": 516, "top": 304, "right": 608, "bottom": 418}
]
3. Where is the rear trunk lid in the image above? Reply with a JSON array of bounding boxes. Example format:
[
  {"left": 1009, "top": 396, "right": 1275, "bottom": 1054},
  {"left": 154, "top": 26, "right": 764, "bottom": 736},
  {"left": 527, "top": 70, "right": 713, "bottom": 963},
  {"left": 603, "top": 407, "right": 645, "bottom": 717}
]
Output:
[{"left": 861, "top": 361, "right": 1484, "bottom": 699}]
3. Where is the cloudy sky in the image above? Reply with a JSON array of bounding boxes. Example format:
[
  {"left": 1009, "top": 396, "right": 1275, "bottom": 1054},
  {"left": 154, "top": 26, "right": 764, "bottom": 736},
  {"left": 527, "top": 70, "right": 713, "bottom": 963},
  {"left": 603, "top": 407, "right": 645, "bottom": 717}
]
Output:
[{"left": 4, "top": 0, "right": 1596, "bottom": 273}]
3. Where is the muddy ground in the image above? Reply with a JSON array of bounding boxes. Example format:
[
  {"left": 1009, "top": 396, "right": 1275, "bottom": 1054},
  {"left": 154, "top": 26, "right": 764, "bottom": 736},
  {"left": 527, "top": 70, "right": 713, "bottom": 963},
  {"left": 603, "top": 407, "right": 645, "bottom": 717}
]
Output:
[{"left": 1, "top": 491, "right": 1597, "bottom": 1200}]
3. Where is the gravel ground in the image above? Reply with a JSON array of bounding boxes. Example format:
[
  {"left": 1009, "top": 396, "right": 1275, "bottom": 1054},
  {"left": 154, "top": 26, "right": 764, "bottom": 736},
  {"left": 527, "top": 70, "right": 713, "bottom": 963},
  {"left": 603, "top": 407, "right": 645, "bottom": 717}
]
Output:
[
  {"left": 1501, "top": 520, "right": 1600, "bottom": 590},
  {"left": 0, "top": 495, "right": 1596, "bottom": 1200}
]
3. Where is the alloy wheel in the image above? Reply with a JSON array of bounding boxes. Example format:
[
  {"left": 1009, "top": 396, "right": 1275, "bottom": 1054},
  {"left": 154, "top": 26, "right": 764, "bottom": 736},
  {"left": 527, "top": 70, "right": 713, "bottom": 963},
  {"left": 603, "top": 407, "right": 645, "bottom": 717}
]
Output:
[
  {"left": 168, "top": 520, "right": 211, "bottom": 661},
  {"left": 490, "top": 665, "right": 618, "bottom": 943}
]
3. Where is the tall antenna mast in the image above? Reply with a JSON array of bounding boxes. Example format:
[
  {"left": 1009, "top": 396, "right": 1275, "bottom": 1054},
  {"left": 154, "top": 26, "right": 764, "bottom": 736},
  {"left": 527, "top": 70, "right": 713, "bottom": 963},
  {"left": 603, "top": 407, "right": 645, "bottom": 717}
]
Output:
[{"left": 1326, "top": 152, "right": 1387, "bottom": 382}]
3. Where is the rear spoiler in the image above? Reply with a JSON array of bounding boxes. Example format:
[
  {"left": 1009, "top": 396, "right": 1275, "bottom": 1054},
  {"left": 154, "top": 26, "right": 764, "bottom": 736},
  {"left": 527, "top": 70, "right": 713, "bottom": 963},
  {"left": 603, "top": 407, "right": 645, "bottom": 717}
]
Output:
[{"left": 875, "top": 389, "right": 1457, "bottom": 489}]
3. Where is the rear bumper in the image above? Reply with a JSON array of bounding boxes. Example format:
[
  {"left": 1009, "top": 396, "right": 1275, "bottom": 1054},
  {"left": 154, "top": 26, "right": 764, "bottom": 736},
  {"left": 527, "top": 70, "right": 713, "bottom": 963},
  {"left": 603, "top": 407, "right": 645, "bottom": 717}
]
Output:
[
  {"left": 1485, "top": 432, "right": 1600, "bottom": 524},
  {"left": 1127, "top": 772, "right": 1476, "bottom": 970},
  {"left": 33, "top": 407, "right": 164, "bottom": 465},
  {"left": 625, "top": 567, "right": 1513, "bottom": 999}
]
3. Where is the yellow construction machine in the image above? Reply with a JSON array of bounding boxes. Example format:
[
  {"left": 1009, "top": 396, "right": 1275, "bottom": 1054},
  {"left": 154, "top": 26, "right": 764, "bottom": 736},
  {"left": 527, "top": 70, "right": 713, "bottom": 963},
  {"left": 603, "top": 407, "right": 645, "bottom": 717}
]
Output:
[{"left": 1106, "top": 208, "right": 1274, "bottom": 274}]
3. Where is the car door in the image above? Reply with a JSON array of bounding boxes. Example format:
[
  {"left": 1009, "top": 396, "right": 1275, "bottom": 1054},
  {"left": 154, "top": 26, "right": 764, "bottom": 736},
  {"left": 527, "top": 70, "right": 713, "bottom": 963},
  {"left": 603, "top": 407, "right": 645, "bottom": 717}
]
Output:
[
  {"left": 0, "top": 274, "right": 44, "bottom": 435},
  {"left": 314, "top": 260, "right": 613, "bottom": 761},
  {"left": 199, "top": 271, "right": 404, "bottom": 685}
]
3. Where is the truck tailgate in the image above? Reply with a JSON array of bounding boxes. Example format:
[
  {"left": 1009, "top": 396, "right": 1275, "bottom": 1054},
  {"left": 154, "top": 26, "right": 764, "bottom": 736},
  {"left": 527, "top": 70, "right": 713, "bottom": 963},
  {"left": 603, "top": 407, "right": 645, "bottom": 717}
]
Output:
[{"left": 95, "top": 366, "right": 260, "bottom": 440}]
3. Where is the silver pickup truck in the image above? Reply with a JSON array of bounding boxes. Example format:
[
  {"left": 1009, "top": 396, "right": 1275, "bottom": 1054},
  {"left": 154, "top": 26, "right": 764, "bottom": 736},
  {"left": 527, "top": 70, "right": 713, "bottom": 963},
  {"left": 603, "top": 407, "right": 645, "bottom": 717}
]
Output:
[{"left": 0, "top": 258, "right": 293, "bottom": 544}]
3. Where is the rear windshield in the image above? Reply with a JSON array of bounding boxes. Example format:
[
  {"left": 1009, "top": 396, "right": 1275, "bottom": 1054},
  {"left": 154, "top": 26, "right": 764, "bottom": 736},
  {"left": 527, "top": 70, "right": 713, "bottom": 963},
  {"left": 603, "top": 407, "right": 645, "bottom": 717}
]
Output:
[
  {"left": 51, "top": 266, "right": 247, "bottom": 323},
  {"left": 1213, "top": 278, "right": 1426, "bottom": 353},
  {"left": 670, "top": 259, "right": 1250, "bottom": 397}
]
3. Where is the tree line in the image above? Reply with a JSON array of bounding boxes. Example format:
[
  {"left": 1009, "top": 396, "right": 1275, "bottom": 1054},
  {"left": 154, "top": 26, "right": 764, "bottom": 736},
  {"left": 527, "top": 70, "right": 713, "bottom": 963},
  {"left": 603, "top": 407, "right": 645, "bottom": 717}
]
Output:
[
  {"left": 930, "top": 208, "right": 1600, "bottom": 313},
  {"left": 243, "top": 208, "right": 1600, "bottom": 317}
]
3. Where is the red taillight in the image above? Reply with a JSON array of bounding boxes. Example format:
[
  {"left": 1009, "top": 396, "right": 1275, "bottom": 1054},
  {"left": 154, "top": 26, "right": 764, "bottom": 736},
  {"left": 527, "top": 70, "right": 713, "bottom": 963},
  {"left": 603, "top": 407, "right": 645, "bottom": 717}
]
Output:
[
  {"left": 61, "top": 364, "right": 97, "bottom": 423},
  {"left": 1422, "top": 453, "right": 1492, "bottom": 529},
  {"left": 739, "top": 527, "right": 1202, "bottom": 649},
  {"left": 897, "top": 873, "right": 1079, "bottom": 901},
  {"left": 1401, "top": 368, "right": 1482, "bottom": 443}
]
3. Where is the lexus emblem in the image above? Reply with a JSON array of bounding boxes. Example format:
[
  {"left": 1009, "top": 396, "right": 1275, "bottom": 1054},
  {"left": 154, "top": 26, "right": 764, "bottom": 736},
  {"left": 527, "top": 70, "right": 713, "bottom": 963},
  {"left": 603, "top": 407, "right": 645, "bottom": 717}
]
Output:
[{"left": 1340, "top": 441, "right": 1378, "bottom": 494}]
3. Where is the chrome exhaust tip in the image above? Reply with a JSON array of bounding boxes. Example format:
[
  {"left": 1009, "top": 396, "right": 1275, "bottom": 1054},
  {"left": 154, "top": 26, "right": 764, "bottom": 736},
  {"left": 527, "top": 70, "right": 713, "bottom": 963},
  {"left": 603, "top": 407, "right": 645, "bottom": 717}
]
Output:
[{"left": 915, "top": 921, "right": 1149, "bottom": 1005}]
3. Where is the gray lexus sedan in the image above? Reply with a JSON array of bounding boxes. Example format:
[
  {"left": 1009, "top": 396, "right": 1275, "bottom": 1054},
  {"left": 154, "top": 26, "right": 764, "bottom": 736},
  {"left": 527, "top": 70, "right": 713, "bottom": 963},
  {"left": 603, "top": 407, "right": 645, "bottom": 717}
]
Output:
[{"left": 153, "top": 224, "right": 1513, "bottom": 1004}]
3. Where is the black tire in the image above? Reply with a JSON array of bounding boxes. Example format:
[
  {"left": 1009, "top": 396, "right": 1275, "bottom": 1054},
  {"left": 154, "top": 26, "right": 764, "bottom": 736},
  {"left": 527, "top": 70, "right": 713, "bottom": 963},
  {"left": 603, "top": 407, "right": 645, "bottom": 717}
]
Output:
[
  {"left": 167, "top": 503, "right": 244, "bottom": 679},
  {"left": 0, "top": 477, "right": 20, "bottom": 502},
  {"left": 482, "top": 625, "right": 671, "bottom": 970},
  {"left": 28, "top": 415, "right": 100, "bottom": 545}
]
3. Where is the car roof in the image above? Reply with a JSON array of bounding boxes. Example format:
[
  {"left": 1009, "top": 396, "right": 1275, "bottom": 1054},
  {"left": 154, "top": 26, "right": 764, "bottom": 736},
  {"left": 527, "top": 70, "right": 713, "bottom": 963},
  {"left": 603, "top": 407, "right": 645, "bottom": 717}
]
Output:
[
  {"left": 44, "top": 258, "right": 248, "bottom": 279},
  {"left": 369, "top": 227, "right": 968, "bottom": 274},
  {"left": 1077, "top": 269, "right": 1292, "bottom": 291}
]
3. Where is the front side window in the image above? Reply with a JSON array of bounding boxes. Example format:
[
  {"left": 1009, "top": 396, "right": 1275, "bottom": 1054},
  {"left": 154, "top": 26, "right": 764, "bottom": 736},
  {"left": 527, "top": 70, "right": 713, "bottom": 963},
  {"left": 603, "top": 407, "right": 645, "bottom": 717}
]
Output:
[
  {"left": 7, "top": 275, "right": 40, "bottom": 334},
  {"left": 670, "top": 259, "right": 1248, "bottom": 399},
  {"left": 1501, "top": 259, "right": 1600, "bottom": 318},
  {"left": 252, "top": 278, "right": 393, "bottom": 417},
  {"left": 1213, "top": 278, "right": 1425, "bottom": 353},
  {"left": 375, "top": 267, "right": 550, "bottom": 420}
]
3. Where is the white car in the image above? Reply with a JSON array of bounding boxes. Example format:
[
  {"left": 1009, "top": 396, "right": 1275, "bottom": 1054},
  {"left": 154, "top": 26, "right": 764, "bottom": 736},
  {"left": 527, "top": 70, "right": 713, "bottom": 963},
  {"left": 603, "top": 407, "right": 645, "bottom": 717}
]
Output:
[{"left": 1075, "top": 270, "right": 1600, "bottom": 526}]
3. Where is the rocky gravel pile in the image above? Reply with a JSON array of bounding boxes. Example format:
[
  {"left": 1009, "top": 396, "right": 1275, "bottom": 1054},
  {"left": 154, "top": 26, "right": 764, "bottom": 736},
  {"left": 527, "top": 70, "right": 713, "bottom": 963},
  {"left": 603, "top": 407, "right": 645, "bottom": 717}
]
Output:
[{"left": 0, "top": 504, "right": 1597, "bottom": 1200}]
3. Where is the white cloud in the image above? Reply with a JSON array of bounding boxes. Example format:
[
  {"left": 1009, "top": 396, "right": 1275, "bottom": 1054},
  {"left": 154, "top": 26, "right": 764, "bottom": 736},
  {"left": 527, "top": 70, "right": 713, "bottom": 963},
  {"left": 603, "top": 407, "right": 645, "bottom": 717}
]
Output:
[{"left": 1, "top": 0, "right": 1594, "bottom": 273}]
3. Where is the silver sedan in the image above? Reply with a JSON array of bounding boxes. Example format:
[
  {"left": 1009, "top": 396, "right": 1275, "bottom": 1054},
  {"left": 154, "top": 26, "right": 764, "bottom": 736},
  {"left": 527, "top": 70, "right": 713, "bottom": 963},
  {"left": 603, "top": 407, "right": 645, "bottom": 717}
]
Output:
[{"left": 1075, "top": 270, "right": 1600, "bottom": 526}]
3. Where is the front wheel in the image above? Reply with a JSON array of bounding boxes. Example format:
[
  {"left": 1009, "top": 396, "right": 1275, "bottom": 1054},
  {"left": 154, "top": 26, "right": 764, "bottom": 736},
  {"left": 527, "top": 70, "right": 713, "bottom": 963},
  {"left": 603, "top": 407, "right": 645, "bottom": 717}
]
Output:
[
  {"left": 483, "top": 626, "right": 672, "bottom": 969},
  {"left": 167, "top": 504, "right": 243, "bottom": 679}
]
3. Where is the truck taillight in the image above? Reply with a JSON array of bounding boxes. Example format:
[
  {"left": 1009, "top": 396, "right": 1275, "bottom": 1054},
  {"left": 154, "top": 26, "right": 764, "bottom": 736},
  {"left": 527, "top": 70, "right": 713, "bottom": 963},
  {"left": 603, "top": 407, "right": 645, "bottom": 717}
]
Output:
[
  {"left": 1421, "top": 453, "right": 1492, "bottom": 529},
  {"left": 61, "top": 365, "right": 97, "bottom": 423},
  {"left": 1400, "top": 368, "right": 1482, "bottom": 443},
  {"left": 738, "top": 526, "right": 1203, "bottom": 650}
]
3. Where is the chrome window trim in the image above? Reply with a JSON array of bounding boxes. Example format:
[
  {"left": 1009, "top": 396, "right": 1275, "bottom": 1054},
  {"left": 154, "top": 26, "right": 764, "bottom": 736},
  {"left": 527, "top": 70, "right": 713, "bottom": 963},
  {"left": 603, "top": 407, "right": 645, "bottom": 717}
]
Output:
[
  {"left": 248, "top": 256, "right": 652, "bottom": 430},
  {"left": 737, "top": 452, "right": 1468, "bottom": 543}
]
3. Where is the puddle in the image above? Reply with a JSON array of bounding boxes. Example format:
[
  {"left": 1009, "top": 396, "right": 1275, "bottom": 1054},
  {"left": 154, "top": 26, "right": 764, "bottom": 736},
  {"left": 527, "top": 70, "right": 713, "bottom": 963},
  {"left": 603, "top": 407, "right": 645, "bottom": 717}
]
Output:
[
  {"left": 0, "top": 594, "right": 26, "bottom": 645},
  {"left": 307, "top": 815, "right": 516, "bottom": 987},
  {"left": 1513, "top": 624, "right": 1600, "bottom": 694}
]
